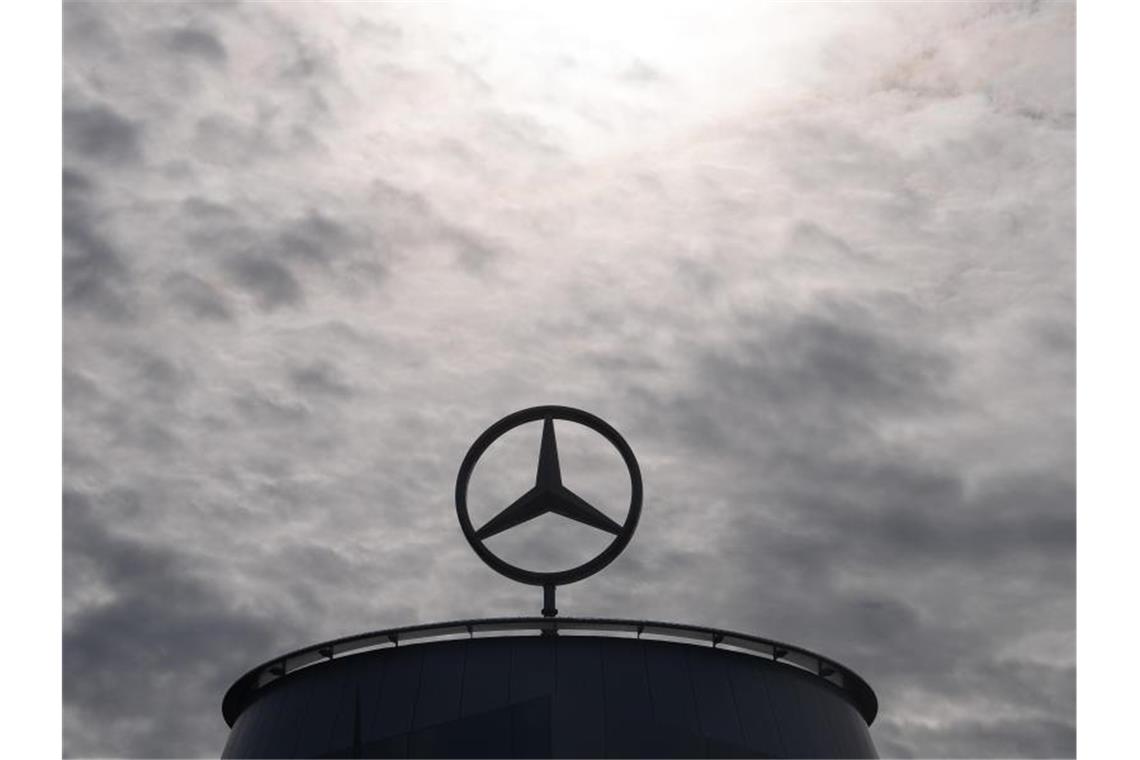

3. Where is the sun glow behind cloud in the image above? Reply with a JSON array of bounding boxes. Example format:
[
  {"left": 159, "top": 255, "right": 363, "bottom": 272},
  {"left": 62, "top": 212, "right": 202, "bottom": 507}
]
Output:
[{"left": 372, "top": 2, "right": 856, "bottom": 160}]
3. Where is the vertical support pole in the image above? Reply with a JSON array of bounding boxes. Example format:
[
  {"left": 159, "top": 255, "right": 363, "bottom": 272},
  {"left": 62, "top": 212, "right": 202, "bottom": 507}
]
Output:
[{"left": 542, "top": 584, "right": 558, "bottom": 618}]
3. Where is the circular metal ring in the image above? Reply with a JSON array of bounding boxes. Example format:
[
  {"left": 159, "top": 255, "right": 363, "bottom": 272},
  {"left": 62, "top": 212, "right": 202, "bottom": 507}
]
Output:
[{"left": 455, "top": 405, "right": 642, "bottom": 587}]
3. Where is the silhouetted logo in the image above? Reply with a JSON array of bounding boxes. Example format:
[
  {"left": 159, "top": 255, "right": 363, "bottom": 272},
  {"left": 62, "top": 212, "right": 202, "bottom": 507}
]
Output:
[{"left": 455, "top": 406, "right": 642, "bottom": 603}]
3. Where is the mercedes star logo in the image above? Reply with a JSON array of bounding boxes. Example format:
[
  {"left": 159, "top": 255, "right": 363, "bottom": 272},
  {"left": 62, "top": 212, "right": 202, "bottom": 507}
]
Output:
[{"left": 455, "top": 406, "right": 643, "bottom": 614}]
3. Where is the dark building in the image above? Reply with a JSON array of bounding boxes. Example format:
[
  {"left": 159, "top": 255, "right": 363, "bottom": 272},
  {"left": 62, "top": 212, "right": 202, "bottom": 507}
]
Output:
[
  {"left": 220, "top": 618, "right": 878, "bottom": 758},
  {"left": 221, "top": 406, "right": 880, "bottom": 758}
]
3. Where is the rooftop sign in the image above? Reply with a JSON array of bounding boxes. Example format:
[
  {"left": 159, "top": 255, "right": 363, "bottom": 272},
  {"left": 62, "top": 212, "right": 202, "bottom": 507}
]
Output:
[{"left": 455, "top": 406, "right": 642, "bottom": 615}]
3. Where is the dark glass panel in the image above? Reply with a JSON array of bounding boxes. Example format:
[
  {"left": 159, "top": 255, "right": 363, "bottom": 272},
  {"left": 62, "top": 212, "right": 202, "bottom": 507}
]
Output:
[
  {"left": 790, "top": 674, "right": 844, "bottom": 759},
  {"left": 327, "top": 677, "right": 367, "bottom": 756},
  {"left": 550, "top": 638, "right": 605, "bottom": 758},
  {"left": 413, "top": 640, "right": 468, "bottom": 729},
  {"left": 255, "top": 679, "right": 312, "bottom": 758},
  {"left": 632, "top": 721, "right": 706, "bottom": 758},
  {"left": 408, "top": 702, "right": 512, "bottom": 758},
  {"left": 763, "top": 667, "right": 820, "bottom": 759},
  {"left": 509, "top": 637, "right": 555, "bottom": 702},
  {"left": 601, "top": 638, "right": 654, "bottom": 756},
  {"left": 460, "top": 638, "right": 512, "bottom": 717},
  {"left": 687, "top": 646, "right": 745, "bottom": 746},
  {"left": 705, "top": 735, "right": 767, "bottom": 757},
  {"left": 643, "top": 641, "right": 700, "bottom": 737},
  {"left": 361, "top": 732, "right": 408, "bottom": 758},
  {"left": 320, "top": 685, "right": 364, "bottom": 759},
  {"left": 370, "top": 647, "right": 423, "bottom": 741},
  {"left": 293, "top": 661, "right": 352, "bottom": 758},
  {"left": 510, "top": 695, "right": 552, "bottom": 757},
  {"left": 350, "top": 653, "right": 387, "bottom": 745},
  {"left": 725, "top": 658, "right": 786, "bottom": 758},
  {"left": 813, "top": 684, "right": 869, "bottom": 758},
  {"left": 244, "top": 686, "right": 290, "bottom": 759}
]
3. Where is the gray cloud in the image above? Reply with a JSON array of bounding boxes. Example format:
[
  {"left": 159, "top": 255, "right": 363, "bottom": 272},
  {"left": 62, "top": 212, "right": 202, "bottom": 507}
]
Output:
[
  {"left": 164, "top": 271, "right": 234, "bottom": 322},
  {"left": 609, "top": 294, "right": 953, "bottom": 461},
  {"left": 366, "top": 179, "right": 503, "bottom": 273},
  {"left": 161, "top": 26, "right": 227, "bottom": 64},
  {"left": 278, "top": 211, "right": 362, "bottom": 267},
  {"left": 63, "top": 2, "right": 1074, "bottom": 757},
  {"left": 192, "top": 115, "right": 273, "bottom": 166},
  {"left": 289, "top": 360, "right": 355, "bottom": 399},
  {"left": 222, "top": 254, "right": 303, "bottom": 310},
  {"left": 64, "top": 103, "right": 143, "bottom": 165},
  {"left": 63, "top": 172, "right": 135, "bottom": 321},
  {"left": 231, "top": 386, "right": 311, "bottom": 426},
  {"left": 64, "top": 489, "right": 295, "bottom": 758},
  {"left": 880, "top": 715, "right": 1075, "bottom": 759}
]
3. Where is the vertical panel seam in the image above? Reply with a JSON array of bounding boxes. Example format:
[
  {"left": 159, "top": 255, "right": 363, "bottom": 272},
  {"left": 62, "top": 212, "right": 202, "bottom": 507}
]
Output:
[
  {"left": 285, "top": 677, "right": 317, "bottom": 759},
  {"left": 406, "top": 650, "right": 426, "bottom": 753},
  {"left": 755, "top": 664, "right": 788, "bottom": 758},
  {"left": 457, "top": 637, "right": 470, "bottom": 718},
  {"left": 320, "top": 665, "right": 350, "bottom": 755},
  {"left": 368, "top": 653, "right": 389, "bottom": 744},
  {"left": 640, "top": 639, "right": 657, "bottom": 727},
  {"left": 683, "top": 646, "right": 704, "bottom": 740},
  {"left": 723, "top": 658, "right": 747, "bottom": 747},
  {"left": 599, "top": 641, "right": 608, "bottom": 758}
]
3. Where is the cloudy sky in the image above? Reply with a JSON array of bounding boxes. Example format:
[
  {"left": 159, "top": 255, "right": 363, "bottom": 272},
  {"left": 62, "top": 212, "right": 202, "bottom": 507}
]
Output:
[{"left": 62, "top": 2, "right": 1075, "bottom": 757}]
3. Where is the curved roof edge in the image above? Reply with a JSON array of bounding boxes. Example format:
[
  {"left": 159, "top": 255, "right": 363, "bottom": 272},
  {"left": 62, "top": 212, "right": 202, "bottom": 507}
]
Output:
[{"left": 222, "top": 617, "right": 878, "bottom": 727}]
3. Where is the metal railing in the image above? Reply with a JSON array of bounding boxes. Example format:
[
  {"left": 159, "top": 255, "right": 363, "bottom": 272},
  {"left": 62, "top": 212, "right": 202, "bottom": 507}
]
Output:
[{"left": 222, "top": 617, "right": 878, "bottom": 727}]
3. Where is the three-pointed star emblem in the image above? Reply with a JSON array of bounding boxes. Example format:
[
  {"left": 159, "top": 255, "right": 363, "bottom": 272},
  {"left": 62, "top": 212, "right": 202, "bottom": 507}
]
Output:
[{"left": 474, "top": 418, "right": 623, "bottom": 541}]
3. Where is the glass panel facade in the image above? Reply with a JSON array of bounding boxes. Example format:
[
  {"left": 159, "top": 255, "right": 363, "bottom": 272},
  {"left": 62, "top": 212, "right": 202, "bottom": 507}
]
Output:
[{"left": 223, "top": 634, "right": 876, "bottom": 758}]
